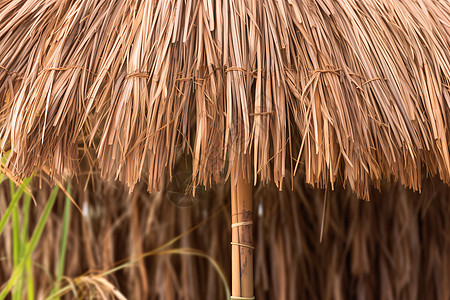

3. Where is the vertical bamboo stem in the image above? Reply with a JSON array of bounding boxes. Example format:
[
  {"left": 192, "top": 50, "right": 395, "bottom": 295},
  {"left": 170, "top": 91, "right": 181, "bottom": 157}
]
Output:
[{"left": 231, "top": 169, "right": 253, "bottom": 299}]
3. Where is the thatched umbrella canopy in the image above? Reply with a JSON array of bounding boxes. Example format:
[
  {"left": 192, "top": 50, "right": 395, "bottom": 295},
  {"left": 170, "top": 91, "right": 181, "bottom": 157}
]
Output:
[{"left": 1, "top": 0, "right": 449, "bottom": 297}]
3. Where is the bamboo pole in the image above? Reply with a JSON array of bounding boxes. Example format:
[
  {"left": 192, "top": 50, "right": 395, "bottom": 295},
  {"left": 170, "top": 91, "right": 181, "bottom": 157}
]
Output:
[{"left": 231, "top": 169, "right": 254, "bottom": 299}]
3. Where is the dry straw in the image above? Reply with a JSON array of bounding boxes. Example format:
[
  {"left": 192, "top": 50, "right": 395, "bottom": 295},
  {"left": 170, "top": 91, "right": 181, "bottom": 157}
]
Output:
[
  {"left": 0, "top": 0, "right": 450, "bottom": 198},
  {"left": 1, "top": 175, "right": 449, "bottom": 299}
]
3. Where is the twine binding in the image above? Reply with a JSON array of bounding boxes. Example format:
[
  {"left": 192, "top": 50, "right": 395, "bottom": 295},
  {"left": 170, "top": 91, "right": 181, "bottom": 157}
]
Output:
[
  {"left": 231, "top": 221, "right": 253, "bottom": 228},
  {"left": 231, "top": 242, "right": 255, "bottom": 250}
]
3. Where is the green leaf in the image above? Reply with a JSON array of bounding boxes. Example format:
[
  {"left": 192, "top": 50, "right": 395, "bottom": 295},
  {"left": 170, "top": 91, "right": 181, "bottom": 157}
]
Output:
[{"left": 0, "top": 185, "right": 59, "bottom": 299}]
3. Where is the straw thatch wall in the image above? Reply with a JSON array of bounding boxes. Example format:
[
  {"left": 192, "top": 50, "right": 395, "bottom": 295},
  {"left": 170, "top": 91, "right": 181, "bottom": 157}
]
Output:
[{"left": 1, "top": 174, "right": 448, "bottom": 299}]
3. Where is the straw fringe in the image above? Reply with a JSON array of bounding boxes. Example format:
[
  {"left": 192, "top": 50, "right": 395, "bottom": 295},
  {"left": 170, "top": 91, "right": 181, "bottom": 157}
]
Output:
[{"left": 1, "top": 0, "right": 449, "bottom": 198}]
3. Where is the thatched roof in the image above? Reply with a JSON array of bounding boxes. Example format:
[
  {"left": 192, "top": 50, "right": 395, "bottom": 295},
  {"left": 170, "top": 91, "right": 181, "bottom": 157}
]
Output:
[{"left": 0, "top": 0, "right": 449, "bottom": 198}]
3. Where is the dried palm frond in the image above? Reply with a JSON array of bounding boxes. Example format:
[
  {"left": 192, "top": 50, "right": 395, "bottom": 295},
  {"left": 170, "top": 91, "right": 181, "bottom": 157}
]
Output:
[{"left": 1, "top": 0, "right": 450, "bottom": 198}]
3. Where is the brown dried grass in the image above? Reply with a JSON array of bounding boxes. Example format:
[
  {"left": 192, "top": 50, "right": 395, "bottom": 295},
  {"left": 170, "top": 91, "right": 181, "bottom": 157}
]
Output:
[
  {"left": 0, "top": 174, "right": 449, "bottom": 299},
  {"left": 0, "top": 0, "right": 449, "bottom": 198}
]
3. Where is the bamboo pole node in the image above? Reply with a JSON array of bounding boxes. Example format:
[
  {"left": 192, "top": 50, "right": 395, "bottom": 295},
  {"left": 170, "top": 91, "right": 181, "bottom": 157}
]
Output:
[
  {"left": 230, "top": 242, "right": 255, "bottom": 250},
  {"left": 230, "top": 296, "right": 256, "bottom": 300},
  {"left": 231, "top": 221, "right": 253, "bottom": 228}
]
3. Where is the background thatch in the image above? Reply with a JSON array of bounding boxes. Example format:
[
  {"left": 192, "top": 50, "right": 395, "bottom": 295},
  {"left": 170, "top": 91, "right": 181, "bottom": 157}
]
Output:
[{"left": 1, "top": 173, "right": 449, "bottom": 299}]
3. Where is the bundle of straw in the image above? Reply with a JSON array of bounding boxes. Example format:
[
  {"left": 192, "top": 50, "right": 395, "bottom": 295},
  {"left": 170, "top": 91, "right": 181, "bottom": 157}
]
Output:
[{"left": 0, "top": 0, "right": 449, "bottom": 197}]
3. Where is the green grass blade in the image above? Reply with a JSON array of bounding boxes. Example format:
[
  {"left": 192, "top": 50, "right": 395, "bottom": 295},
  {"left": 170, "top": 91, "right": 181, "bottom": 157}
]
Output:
[
  {"left": 10, "top": 180, "right": 20, "bottom": 267},
  {"left": 58, "top": 184, "right": 71, "bottom": 279},
  {"left": 25, "top": 186, "right": 59, "bottom": 261},
  {"left": 16, "top": 191, "right": 33, "bottom": 300},
  {"left": 10, "top": 180, "right": 22, "bottom": 300},
  {"left": 50, "top": 184, "right": 71, "bottom": 299},
  {"left": 0, "top": 177, "right": 32, "bottom": 236},
  {"left": 0, "top": 186, "right": 59, "bottom": 299},
  {"left": 26, "top": 256, "right": 34, "bottom": 300},
  {"left": 21, "top": 192, "right": 32, "bottom": 250}
]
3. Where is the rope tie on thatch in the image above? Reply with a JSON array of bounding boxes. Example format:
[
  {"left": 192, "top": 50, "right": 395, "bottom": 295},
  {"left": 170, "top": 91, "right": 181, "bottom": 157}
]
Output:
[
  {"left": 311, "top": 68, "right": 389, "bottom": 89},
  {"left": 119, "top": 66, "right": 267, "bottom": 84},
  {"left": 310, "top": 68, "right": 342, "bottom": 76},
  {"left": 249, "top": 111, "right": 273, "bottom": 117},
  {"left": 176, "top": 76, "right": 194, "bottom": 82},
  {"left": 0, "top": 65, "right": 23, "bottom": 77},
  {"left": 225, "top": 66, "right": 249, "bottom": 73},
  {"left": 231, "top": 221, "right": 253, "bottom": 228},
  {"left": 225, "top": 66, "right": 265, "bottom": 78},
  {"left": 38, "top": 66, "right": 96, "bottom": 76},
  {"left": 362, "top": 77, "right": 384, "bottom": 86},
  {"left": 230, "top": 297, "right": 255, "bottom": 300},
  {"left": 231, "top": 242, "right": 255, "bottom": 250}
]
